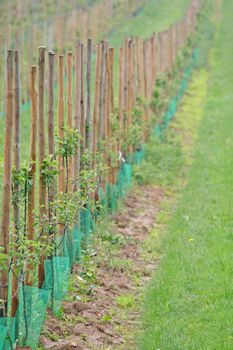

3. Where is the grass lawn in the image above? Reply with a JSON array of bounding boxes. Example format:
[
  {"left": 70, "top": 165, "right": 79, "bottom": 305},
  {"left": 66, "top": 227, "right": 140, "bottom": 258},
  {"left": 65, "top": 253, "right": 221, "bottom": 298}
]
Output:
[{"left": 138, "top": 0, "right": 233, "bottom": 349}]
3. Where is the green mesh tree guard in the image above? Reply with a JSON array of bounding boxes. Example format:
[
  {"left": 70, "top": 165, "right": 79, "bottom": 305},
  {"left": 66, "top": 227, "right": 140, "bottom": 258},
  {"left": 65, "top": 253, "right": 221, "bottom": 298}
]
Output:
[
  {"left": 0, "top": 318, "right": 15, "bottom": 350},
  {"left": 43, "top": 256, "right": 70, "bottom": 315},
  {"left": 133, "top": 148, "right": 146, "bottom": 165},
  {"left": 64, "top": 226, "right": 82, "bottom": 264},
  {"left": 16, "top": 286, "right": 49, "bottom": 349},
  {"left": 80, "top": 206, "right": 94, "bottom": 239}
]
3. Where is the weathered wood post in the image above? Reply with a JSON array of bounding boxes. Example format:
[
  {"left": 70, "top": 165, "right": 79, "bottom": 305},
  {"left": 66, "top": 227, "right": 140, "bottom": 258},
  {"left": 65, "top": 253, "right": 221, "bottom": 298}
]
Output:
[
  {"left": 38, "top": 46, "right": 47, "bottom": 288},
  {"left": 0, "top": 50, "right": 14, "bottom": 317},
  {"left": 11, "top": 49, "right": 20, "bottom": 316}
]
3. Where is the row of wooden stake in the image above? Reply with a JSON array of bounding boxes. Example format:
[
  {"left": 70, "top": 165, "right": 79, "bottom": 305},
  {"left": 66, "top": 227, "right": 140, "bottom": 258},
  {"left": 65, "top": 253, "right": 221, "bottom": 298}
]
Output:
[
  {"left": 0, "top": 0, "right": 146, "bottom": 112},
  {"left": 0, "top": 0, "right": 201, "bottom": 318}
]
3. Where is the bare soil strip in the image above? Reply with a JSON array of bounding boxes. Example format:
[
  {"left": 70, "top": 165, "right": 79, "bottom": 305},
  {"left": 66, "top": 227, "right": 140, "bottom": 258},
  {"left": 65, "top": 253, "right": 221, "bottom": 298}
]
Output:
[{"left": 40, "top": 186, "right": 164, "bottom": 350}]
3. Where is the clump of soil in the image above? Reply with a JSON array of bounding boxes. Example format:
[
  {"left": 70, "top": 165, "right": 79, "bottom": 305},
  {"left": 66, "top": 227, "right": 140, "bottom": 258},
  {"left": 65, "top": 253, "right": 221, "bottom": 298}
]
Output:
[{"left": 40, "top": 186, "right": 164, "bottom": 350}]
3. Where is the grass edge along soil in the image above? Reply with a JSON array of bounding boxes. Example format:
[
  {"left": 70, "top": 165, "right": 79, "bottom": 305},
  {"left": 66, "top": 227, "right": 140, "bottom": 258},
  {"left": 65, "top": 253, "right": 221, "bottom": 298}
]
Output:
[{"left": 138, "top": 0, "right": 233, "bottom": 349}]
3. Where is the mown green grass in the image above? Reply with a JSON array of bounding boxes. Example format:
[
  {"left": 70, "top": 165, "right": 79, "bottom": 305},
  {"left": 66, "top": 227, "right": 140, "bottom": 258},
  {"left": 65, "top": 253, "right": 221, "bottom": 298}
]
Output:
[
  {"left": 109, "top": 0, "right": 190, "bottom": 47},
  {"left": 133, "top": 68, "right": 208, "bottom": 190},
  {"left": 138, "top": 1, "right": 233, "bottom": 349}
]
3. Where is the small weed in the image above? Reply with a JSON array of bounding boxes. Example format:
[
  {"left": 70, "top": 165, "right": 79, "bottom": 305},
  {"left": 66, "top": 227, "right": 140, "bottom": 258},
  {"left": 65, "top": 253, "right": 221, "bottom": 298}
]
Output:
[
  {"left": 116, "top": 294, "right": 136, "bottom": 309},
  {"left": 100, "top": 314, "right": 113, "bottom": 323},
  {"left": 156, "top": 210, "right": 170, "bottom": 225},
  {"left": 46, "top": 332, "right": 59, "bottom": 342},
  {"left": 55, "top": 306, "right": 64, "bottom": 320},
  {"left": 109, "top": 257, "right": 133, "bottom": 271}
]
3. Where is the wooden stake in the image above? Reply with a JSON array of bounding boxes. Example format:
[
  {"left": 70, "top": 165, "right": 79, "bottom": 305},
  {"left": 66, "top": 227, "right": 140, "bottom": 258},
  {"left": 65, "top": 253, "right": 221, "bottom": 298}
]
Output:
[
  {"left": 57, "top": 55, "right": 65, "bottom": 194},
  {"left": 48, "top": 52, "right": 55, "bottom": 157},
  {"left": 143, "top": 40, "right": 149, "bottom": 140},
  {"left": 132, "top": 42, "right": 136, "bottom": 107},
  {"left": 67, "top": 51, "right": 73, "bottom": 192},
  {"left": 151, "top": 35, "right": 156, "bottom": 90},
  {"left": 0, "top": 50, "right": 14, "bottom": 317},
  {"left": 11, "top": 49, "right": 20, "bottom": 316},
  {"left": 48, "top": 52, "right": 55, "bottom": 204},
  {"left": 38, "top": 46, "right": 46, "bottom": 288},
  {"left": 26, "top": 66, "right": 38, "bottom": 286},
  {"left": 118, "top": 46, "right": 124, "bottom": 136},
  {"left": 127, "top": 39, "right": 133, "bottom": 139},
  {"left": 74, "top": 40, "right": 81, "bottom": 186},
  {"left": 109, "top": 48, "right": 114, "bottom": 117},
  {"left": 153, "top": 33, "right": 158, "bottom": 83},
  {"left": 104, "top": 41, "right": 109, "bottom": 141},
  {"left": 103, "top": 41, "right": 109, "bottom": 142},
  {"left": 123, "top": 39, "right": 128, "bottom": 147},
  {"left": 80, "top": 44, "right": 85, "bottom": 163},
  {"left": 98, "top": 41, "right": 106, "bottom": 140},
  {"left": 85, "top": 39, "right": 92, "bottom": 151},
  {"left": 108, "top": 48, "right": 116, "bottom": 184},
  {"left": 93, "top": 43, "right": 101, "bottom": 159},
  {"left": 13, "top": 50, "right": 20, "bottom": 231}
]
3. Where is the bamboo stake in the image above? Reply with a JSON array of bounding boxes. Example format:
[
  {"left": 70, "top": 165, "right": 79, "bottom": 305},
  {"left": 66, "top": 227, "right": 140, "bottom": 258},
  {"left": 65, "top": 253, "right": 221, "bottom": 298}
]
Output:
[
  {"left": 38, "top": 46, "right": 46, "bottom": 288},
  {"left": 0, "top": 50, "right": 14, "bottom": 317},
  {"left": 85, "top": 39, "right": 92, "bottom": 151},
  {"left": 11, "top": 50, "right": 20, "bottom": 316},
  {"left": 67, "top": 51, "right": 73, "bottom": 192},
  {"left": 26, "top": 66, "right": 38, "bottom": 286}
]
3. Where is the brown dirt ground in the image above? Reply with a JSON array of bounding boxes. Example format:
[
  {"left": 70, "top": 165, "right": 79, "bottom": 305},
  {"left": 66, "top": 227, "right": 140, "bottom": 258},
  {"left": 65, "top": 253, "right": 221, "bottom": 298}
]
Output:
[{"left": 40, "top": 185, "right": 165, "bottom": 350}]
